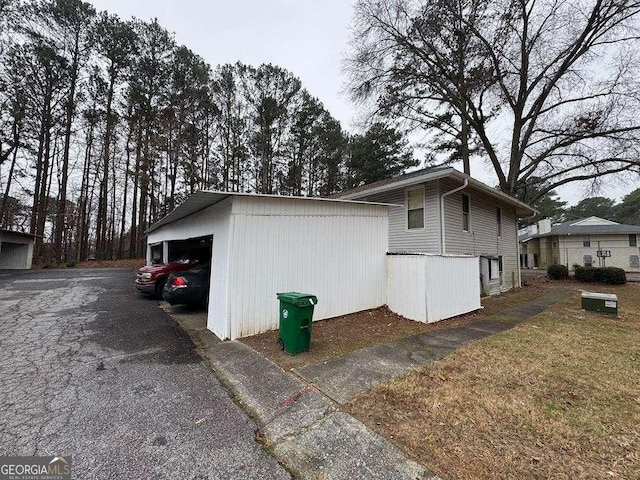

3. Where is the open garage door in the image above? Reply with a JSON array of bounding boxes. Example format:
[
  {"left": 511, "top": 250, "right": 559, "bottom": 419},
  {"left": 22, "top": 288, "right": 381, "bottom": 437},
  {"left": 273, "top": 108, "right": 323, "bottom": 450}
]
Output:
[
  {"left": 167, "top": 235, "right": 213, "bottom": 263},
  {"left": 0, "top": 242, "right": 30, "bottom": 269}
]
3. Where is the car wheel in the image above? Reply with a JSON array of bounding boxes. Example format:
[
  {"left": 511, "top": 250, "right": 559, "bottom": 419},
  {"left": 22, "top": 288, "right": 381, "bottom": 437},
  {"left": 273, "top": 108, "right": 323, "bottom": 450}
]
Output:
[
  {"left": 277, "top": 338, "right": 285, "bottom": 351},
  {"left": 155, "top": 279, "right": 166, "bottom": 299}
]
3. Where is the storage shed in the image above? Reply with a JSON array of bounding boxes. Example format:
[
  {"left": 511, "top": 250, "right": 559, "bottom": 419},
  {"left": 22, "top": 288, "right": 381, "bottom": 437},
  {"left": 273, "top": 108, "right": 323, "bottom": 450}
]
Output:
[
  {"left": 0, "top": 229, "right": 34, "bottom": 269},
  {"left": 146, "top": 192, "right": 390, "bottom": 340}
]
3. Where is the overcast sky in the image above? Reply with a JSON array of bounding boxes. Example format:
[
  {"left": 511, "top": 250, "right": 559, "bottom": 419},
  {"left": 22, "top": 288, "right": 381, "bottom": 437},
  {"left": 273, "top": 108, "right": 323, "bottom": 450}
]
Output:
[
  {"left": 88, "top": 0, "right": 635, "bottom": 207},
  {"left": 89, "top": 0, "right": 358, "bottom": 127}
]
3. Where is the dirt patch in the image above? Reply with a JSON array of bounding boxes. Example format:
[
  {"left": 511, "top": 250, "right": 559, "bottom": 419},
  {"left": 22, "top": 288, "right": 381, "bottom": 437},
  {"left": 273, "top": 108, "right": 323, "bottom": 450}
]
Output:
[
  {"left": 240, "top": 280, "right": 558, "bottom": 371},
  {"left": 75, "top": 258, "right": 145, "bottom": 270},
  {"left": 343, "top": 282, "right": 640, "bottom": 480}
]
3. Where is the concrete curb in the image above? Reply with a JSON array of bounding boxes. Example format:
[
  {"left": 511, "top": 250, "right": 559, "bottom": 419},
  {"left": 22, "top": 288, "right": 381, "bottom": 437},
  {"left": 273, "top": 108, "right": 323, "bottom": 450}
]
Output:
[{"left": 172, "top": 316, "right": 437, "bottom": 480}]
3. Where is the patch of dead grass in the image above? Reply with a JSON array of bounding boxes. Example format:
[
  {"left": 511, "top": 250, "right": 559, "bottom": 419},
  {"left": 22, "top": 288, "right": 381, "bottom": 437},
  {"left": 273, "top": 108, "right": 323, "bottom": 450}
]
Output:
[{"left": 344, "top": 283, "right": 640, "bottom": 480}]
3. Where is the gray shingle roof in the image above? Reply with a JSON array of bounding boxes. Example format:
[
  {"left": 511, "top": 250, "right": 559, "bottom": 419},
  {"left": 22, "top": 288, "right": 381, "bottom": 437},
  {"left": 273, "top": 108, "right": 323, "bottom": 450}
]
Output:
[{"left": 532, "top": 218, "right": 640, "bottom": 238}]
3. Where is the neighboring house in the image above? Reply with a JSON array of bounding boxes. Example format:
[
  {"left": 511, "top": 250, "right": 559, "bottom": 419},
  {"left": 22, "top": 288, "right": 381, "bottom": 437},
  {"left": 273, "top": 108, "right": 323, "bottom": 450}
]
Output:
[
  {"left": 520, "top": 216, "right": 640, "bottom": 271},
  {"left": 333, "top": 166, "right": 536, "bottom": 296},
  {"left": 0, "top": 229, "right": 34, "bottom": 269}
]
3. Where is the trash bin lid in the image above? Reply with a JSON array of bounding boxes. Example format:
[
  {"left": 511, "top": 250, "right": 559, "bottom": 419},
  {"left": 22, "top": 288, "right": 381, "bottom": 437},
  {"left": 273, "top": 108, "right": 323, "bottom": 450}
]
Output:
[{"left": 276, "top": 292, "right": 318, "bottom": 307}]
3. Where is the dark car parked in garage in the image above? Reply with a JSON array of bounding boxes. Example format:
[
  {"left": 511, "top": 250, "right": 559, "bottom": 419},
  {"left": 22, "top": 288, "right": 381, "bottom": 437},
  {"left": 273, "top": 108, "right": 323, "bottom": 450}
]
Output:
[{"left": 162, "top": 263, "right": 211, "bottom": 309}]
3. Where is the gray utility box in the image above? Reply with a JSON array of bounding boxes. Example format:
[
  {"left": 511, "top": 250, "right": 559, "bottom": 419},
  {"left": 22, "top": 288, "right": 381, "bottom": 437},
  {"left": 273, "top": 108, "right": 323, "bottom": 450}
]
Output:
[{"left": 581, "top": 292, "right": 618, "bottom": 316}]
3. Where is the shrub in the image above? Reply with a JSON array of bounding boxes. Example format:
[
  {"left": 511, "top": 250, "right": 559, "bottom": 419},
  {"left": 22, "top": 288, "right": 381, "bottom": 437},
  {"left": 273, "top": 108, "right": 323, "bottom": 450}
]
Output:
[
  {"left": 547, "top": 264, "right": 568, "bottom": 280},
  {"left": 598, "top": 267, "right": 626, "bottom": 285},
  {"left": 65, "top": 260, "right": 77, "bottom": 268},
  {"left": 574, "top": 265, "right": 598, "bottom": 282},
  {"left": 574, "top": 266, "right": 626, "bottom": 284}
]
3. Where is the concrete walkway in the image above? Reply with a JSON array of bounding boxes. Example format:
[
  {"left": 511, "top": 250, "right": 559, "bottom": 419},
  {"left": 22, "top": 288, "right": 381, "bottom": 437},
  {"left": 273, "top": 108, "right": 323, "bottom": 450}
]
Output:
[{"left": 168, "top": 289, "right": 565, "bottom": 480}]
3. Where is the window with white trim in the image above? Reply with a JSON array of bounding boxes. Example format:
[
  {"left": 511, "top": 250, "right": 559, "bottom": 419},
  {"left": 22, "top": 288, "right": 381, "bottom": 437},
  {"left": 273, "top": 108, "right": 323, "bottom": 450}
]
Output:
[
  {"left": 583, "top": 235, "right": 591, "bottom": 247},
  {"left": 496, "top": 206, "right": 502, "bottom": 238},
  {"left": 584, "top": 255, "right": 593, "bottom": 267},
  {"left": 630, "top": 255, "right": 639, "bottom": 268},
  {"left": 406, "top": 188, "right": 424, "bottom": 229},
  {"left": 630, "top": 234, "right": 637, "bottom": 247}
]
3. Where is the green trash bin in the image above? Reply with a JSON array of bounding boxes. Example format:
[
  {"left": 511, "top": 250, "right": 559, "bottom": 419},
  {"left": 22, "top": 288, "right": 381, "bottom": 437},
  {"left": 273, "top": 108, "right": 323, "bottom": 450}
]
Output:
[{"left": 276, "top": 292, "right": 318, "bottom": 355}]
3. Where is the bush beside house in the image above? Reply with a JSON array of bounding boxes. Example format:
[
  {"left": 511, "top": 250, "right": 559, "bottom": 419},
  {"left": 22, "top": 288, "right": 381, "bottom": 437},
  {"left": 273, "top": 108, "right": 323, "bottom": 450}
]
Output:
[
  {"left": 574, "top": 266, "right": 626, "bottom": 285},
  {"left": 547, "top": 264, "right": 569, "bottom": 279}
]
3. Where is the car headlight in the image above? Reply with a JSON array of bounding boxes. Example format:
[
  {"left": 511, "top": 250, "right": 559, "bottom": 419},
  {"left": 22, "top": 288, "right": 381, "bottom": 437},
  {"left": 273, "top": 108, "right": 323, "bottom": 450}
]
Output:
[{"left": 140, "top": 272, "right": 152, "bottom": 280}]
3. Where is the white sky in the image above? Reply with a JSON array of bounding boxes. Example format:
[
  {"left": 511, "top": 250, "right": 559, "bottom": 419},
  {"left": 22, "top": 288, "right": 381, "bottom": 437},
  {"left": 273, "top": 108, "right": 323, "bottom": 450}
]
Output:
[
  {"left": 89, "top": 0, "right": 358, "bottom": 127},
  {"left": 88, "top": 0, "right": 636, "bottom": 207}
]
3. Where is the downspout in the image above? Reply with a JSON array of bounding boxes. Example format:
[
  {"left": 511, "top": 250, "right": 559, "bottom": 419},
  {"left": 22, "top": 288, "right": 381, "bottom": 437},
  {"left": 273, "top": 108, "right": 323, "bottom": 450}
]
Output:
[
  {"left": 440, "top": 179, "right": 468, "bottom": 254},
  {"left": 516, "top": 219, "right": 522, "bottom": 288}
]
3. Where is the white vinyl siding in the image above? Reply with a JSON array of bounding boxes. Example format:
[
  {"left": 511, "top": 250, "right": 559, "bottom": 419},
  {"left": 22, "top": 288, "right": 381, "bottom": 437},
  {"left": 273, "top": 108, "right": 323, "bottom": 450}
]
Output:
[
  {"left": 440, "top": 178, "right": 518, "bottom": 294},
  {"left": 367, "top": 178, "right": 520, "bottom": 295}
]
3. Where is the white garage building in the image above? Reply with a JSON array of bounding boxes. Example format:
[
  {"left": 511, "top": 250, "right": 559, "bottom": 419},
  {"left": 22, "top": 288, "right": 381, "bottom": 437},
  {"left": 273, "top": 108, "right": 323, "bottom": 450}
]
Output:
[
  {"left": 0, "top": 229, "right": 34, "bottom": 269},
  {"left": 146, "top": 192, "right": 390, "bottom": 340}
]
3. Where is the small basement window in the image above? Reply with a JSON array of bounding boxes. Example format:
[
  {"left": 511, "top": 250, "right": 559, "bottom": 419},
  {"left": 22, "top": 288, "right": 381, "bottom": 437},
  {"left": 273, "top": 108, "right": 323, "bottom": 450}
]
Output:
[
  {"left": 630, "top": 234, "right": 637, "bottom": 247},
  {"left": 630, "top": 255, "right": 639, "bottom": 268},
  {"left": 462, "top": 194, "right": 470, "bottom": 231},
  {"left": 407, "top": 188, "right": 424, "bottom": 229}
]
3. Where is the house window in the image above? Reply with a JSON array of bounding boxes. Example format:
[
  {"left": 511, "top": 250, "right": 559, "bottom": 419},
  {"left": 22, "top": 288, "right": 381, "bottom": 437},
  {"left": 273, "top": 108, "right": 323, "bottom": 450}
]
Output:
[
  {"left": 462, "top": 194, "right": 470, "bottom": 231},
  {"left": 584, "top": 255, "right": 593, "bottom": 267},
  {"left": 583, "top": 236, "right": 591, "bottom": 247},
  {"left": 552, "top": 241, "right": 558, "bottom": 248},
  {"left": 630, "top": 234, "right": 637, "bottom": 247},
  {"left": 406, "top": 188, "right": 424, "bottom": 229},
  {"left": 630, "top": 255, "right": 640, "bottom": 268},
  {"left": 496, "top": 207, "right": 502, "bottom": 238}
]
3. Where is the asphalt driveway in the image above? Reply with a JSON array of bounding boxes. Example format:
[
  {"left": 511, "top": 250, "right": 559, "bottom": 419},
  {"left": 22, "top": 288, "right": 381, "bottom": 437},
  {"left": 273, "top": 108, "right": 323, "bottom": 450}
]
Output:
[{"left": 0, "top": 268, "right": 288, "bottom": 480}]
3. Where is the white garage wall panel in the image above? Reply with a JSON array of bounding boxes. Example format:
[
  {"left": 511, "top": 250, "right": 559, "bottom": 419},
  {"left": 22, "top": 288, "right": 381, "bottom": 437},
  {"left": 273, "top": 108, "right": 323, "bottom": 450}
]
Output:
[
  {"left": 386, "top": 254, "right": 481, "bottom": 323},
  {"left": 227, "top": 196, "right": 388, "bottom": 339}
]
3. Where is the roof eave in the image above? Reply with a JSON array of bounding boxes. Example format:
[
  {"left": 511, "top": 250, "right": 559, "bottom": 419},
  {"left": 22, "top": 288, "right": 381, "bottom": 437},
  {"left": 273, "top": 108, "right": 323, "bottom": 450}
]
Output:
[
  {"left": 337, "top": 168, "right": 456, "bottom": 200},
  {"left": 338, "top": 168, "right": 537, "bottom": 217}
]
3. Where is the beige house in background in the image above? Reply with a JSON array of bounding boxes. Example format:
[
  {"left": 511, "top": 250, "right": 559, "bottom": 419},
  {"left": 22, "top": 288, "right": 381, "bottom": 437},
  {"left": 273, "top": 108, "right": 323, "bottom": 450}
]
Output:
[
  {"left": 520, "top": 216, "right": 640, "bottom": 271},
  {"left": 333, "top": 166, "right": 536, "bottom": 296}
]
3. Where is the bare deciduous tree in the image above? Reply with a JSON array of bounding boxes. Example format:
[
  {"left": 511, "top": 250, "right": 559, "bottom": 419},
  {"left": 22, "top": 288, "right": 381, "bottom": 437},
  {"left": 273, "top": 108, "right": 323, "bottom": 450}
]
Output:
[{"left": 346, "top": 0, "right": 640, "bottom": 202}]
